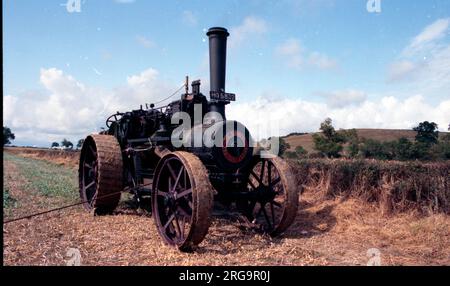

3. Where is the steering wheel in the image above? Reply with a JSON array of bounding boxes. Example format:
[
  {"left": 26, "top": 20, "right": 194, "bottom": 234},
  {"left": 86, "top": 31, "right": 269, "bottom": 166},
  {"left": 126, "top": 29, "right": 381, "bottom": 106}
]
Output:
[{"left": 106, "top": 113, "right": 124, "bottom": 128}]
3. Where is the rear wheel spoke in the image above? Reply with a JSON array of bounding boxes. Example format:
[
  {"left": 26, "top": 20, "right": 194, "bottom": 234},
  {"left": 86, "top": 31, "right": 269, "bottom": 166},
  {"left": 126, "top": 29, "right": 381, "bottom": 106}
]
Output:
[
  {"left": 174, "top": 215, "right": 183, "bottom": 240},
  {"left": 256, "top": 204, "right": 264, "bottom": 217},
  {"left": 271, "top": 177, "right": 281, "bottom": 186},
  {"left": 89, "top": 192, "right": 98, "bottom": 207},
  {"left": 177, "top": 204, "right": 191, "bottom": 218},
  {"left": 268, "top": 162, "right": 272, "bottom": 187},
  {"left": 166, "top": 161, "right": 178, "bottom": 181},
  {"left": 272, "top": 201, "right": 282, "bottom": 208},
  {"left": 172, "top": 167, "right": 184, "bottom": 193},
  {"left": 84, "top": 180, "right": 95, "bottom": 190},
  {"left": 176, "top": 188, "right": 192, "bottom": 199},
  {"left": 164, "top": 214, "right": 176, "bottom": 230},
  {"left": 262, "top": 207, "right": 272, "bottom": 230},
  {"left": 180, "top": 216, "right": 186, "bottom": 238},
  {"left": 250, "top": 170, "right": 264, "bottom": 185},
  {"left": 260, "top": 160, "right": 266, "bottom": 182},
  {"left": 270, "top": 202, "right": 276, "bottom": 226}
]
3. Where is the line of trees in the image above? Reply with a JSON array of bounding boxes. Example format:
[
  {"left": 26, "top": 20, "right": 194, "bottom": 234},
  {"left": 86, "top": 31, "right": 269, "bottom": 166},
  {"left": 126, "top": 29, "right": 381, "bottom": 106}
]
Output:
[
  {"left": 3, "top": 126, "right": 86, "bottom": 150},
  {"left": 283, "top": 119, "right": 450, "bottom": 161},
  {"left": 51, "top": 139, "right": 85, "bottom": 149}
]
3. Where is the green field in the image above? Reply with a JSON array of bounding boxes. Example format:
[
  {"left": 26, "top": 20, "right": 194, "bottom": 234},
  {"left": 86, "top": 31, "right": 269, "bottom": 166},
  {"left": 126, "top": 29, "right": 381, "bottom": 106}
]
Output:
[{"left": 3, "top": 152, "right": 78, "bottom": 213}]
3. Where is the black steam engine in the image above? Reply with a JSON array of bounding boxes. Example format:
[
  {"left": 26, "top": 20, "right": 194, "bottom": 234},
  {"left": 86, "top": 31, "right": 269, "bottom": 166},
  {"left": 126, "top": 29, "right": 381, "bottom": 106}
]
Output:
[{"left": 79, "top": 27, "right": 298, "bottom": 251}]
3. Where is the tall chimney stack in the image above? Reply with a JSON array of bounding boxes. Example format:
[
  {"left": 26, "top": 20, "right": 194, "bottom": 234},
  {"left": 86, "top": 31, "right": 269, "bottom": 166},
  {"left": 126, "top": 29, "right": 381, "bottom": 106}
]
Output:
[{"left": 207, "top": 27, "right": 229, "bottom": 119}]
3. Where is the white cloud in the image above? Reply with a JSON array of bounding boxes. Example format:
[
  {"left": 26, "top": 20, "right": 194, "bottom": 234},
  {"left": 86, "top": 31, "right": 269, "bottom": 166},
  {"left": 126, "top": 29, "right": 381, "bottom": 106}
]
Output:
[
  {"left": 407, "top": 18, "right": 449, "bottom": 55},
  {"left": 92, "top": 67, "right": 102, "bottom": 76},
  {"left": 387, "top": 60, "right": 417, "bottom": 82},
  {"left": 317, "top": 89, "right": 367, "bottom": 108},
  {"left": 229, "top": 16, "right": 268, "bottom": 48},
  {"left": 228, "top": 94, "right": 450, "bottom": 139},
  {"left": 275, "top": 38, "right": 304, "bottom": 68},
  {"left": 182, "top": 10, "right": 197, "bottom": 27},
  {"left": 136, "top": 35, "right": 155, "bottom": 48},
  {"left": 308, "top": 52, "right": 337, "bottom": 70},
  {"left": 127, "top": 68, "right": 159, "bottom": 86},
  {"left": 4, "top": 67, "right": 448, "bottom": 146},
  {"left": 275, "top": 38, "right": 337, "bottom": 70},
  {"left": 3, "top": 67, "right": 177, "bottom": 146},
  {"left": 388, "top": 18, "right": 450, "bottom": 97}
]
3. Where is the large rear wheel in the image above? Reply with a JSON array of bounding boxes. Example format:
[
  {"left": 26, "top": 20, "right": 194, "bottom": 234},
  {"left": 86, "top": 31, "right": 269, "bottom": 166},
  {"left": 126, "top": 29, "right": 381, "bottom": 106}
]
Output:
[
  {"left": 78, "top": 134, "right": 123, "bottom": 214},
  {"left": 152, "top": 152, "right": 213, "bottom": 251}
]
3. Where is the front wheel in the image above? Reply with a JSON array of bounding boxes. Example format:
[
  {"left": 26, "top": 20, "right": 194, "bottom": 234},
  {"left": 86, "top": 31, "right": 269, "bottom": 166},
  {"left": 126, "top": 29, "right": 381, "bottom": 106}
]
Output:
[{"left": 152, "top": 152, "right": 214, "bottom": 251}]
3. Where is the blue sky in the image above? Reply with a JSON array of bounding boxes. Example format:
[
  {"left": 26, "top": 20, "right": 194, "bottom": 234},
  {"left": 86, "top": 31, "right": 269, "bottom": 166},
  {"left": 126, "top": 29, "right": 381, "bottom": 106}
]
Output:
[{"left": 3, "top": 0, "right": 450, "bottom": 146}]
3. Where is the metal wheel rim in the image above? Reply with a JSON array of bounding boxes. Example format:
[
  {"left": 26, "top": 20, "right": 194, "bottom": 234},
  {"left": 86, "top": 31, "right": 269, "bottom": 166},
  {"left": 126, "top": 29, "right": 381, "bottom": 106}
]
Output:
[
  {"left": 245, "top": 157, "right": 298, "bottom": 235},
  {"left": 79, "top": 138, "right": 98, "bottom": 210},
  {"left": 78, "top": 134, "right": 123, "bottom": 213},
  {"left": 152, "top": 152, "right": 213, "bottom": 251}
]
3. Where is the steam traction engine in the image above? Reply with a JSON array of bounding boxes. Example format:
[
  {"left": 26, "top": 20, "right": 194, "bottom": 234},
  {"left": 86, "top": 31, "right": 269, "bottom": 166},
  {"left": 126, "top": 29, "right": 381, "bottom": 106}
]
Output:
[{"left": 79, "top": 27, "right": 298, "bottom": 251}]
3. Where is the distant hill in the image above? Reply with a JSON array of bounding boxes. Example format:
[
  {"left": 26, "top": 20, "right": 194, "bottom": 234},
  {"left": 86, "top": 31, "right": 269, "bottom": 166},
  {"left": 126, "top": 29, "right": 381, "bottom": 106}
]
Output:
[{"left": 284, "top": 129, "right": 449, "bottom": 153}]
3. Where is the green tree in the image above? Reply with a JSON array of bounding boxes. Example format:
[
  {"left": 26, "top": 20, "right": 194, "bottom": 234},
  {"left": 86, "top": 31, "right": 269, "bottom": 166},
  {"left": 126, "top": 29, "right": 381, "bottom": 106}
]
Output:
[
  {"left": 341, "top": 129, "right": 359, "bottom": 158},
  {"left": 278, "top": 137, "right": 290, "bottom": 157},
  {"left": 432, "top": 141, "right": 450, "bottom": 160},
  {"left": 347, "top": 142, "right": 359, "bottom": 158},
  {"left": 51, "top": 142, "right": 59, "bottom": 148},
  {"left": 313, "top": 134, "right": 343, "bottom": 158},
  {"left": 3, "top": 126, "right": 15, "bottom": 145},
  {"left": 360, "top": 139, "right": 393, "bottom": 160},
  {"left": 393, "top": 137, "right": 413, "bottom": 161},
  {"left": 313, "top": 118, "right": 346, "bottom": 158},
  {"left": 320, "top": 118, "right": 340, "bottom": 140},
  {"left": 442, "top": 132, "right": 450, "bottom": 142},
  {"left": 413, "top": 121, "right": 439, "bottom": 145},
  {"left": 61, "top": 138, "right": 73, "bottom": 149},
  {"left": 410, "top": 141, "right": 431, "bottom": 160},
  {"left": 295, "top": 146, "right": 308, "bottom": 158},
  {"left": 77, "top": 139, "right": 85, "bottom": 148},
  {"left": 283, "top": 151, "right": 299, "bottom": 159}
]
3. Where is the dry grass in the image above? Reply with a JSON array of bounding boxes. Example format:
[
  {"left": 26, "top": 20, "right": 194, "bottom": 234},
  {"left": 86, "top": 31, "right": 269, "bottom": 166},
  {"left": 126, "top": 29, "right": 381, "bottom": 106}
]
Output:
[
  {"left": 290, "top": 159, "right": 450, "bottom": 215},
  {"left": 3, "top": 150, "right": 450, "bottom": 266},
  {"left": 4, "top": 147, "right": 79, "bottom": 168},
  {"left": 4, "top": 190, "right": 449, "bottom": 266}
]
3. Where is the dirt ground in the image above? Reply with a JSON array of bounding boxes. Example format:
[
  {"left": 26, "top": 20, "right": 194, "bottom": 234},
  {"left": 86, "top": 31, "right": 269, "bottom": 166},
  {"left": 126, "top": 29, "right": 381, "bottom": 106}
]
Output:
[{"left": 3, "top": 151, "right": 450, "bottom": 266}]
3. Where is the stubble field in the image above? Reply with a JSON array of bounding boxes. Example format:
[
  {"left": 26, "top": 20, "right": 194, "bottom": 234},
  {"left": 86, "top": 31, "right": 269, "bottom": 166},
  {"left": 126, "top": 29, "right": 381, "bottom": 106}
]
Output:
[{"left": 3, "top": 148, "right": 449, "bottom": 266}]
